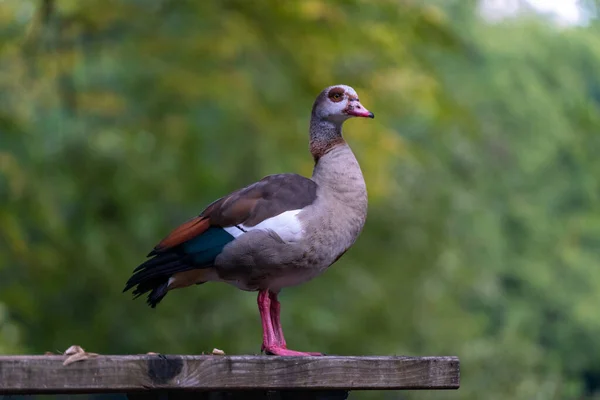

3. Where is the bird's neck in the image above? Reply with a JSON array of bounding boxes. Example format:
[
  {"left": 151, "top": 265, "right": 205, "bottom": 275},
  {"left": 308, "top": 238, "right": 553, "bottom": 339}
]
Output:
[
  {"left": 309, "top": 118, "right": 345, "bottom": 162},
  {"left": 309, "top": 118, "right": 366, "bottom": 204}
]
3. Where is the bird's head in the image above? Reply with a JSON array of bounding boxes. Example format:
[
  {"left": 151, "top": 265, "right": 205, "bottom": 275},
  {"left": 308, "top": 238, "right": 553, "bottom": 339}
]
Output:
[{"left": 312, "top": 85, "right": 374, "bottom": 124}]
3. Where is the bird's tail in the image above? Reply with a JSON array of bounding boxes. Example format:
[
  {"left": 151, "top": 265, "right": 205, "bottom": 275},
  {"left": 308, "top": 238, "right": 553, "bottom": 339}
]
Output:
[
  {"left": 124, "top": 226, "right": 235, "bottom": 307},
  {"left": 123, "top": 252, "right": 197, "bottom": 307}
]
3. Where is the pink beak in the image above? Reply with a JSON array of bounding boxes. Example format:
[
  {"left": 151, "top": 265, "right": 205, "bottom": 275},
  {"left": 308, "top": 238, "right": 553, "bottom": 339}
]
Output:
[{"left": 346, "top": 101, "right": 375, "bottom": 118}]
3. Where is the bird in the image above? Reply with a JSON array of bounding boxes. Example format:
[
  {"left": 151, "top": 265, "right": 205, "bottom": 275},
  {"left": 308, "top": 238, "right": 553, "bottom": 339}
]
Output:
[{"left": 124, "top": 84, "right": 374, "bottom": 356}]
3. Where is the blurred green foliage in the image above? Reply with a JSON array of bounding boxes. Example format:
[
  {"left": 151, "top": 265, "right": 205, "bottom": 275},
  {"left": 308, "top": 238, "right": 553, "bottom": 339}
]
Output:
[{"left": 1, "top": 0, "right": 600, "bottom": 399}]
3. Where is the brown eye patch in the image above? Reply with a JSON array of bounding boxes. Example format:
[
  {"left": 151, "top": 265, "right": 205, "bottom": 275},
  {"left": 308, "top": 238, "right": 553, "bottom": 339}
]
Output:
[{"left": 327, "top": 87, "right": 345, "bottom": 103}]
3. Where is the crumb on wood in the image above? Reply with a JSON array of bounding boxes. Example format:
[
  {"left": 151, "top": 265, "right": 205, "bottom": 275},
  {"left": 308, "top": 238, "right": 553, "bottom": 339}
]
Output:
[{"left": 62, "top": 345, "right": 99, "bottom": 366}]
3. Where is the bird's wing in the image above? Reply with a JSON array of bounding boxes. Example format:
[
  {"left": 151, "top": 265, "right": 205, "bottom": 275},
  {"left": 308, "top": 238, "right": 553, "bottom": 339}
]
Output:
[
  {"left": 124, "top": 173, "right": 318, "bottom": 306},
  {"left": 151, "top": 173, "right": 318, "bottom": 255}
]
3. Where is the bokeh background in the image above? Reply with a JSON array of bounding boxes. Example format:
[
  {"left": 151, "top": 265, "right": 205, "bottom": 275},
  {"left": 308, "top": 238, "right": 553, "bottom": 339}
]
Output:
[{"left": 2, "top": 0, "right": 600, "bottom": 399}]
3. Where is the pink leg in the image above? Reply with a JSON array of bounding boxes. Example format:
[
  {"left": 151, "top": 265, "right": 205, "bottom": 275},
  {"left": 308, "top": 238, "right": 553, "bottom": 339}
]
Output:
[
  {"left": 257, "top": 290, "right": 277, "bottom": 352},
  {"left": 259, "top": 290, "right": 322, "bottom": 356},
  {"left": 269, "top": 291, "right": 286, "bottom": 348}
]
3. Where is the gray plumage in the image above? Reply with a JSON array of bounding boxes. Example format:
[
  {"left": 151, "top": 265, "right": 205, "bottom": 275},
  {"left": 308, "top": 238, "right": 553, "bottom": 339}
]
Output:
[{"left": 126, "top": 83, "right": 373, "bottom": 303}]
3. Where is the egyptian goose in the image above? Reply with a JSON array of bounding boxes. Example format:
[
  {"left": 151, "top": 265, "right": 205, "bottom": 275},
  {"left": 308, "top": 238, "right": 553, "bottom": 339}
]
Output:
[{"left": 124, "top": 85, "right": 374, "bottom": 356}]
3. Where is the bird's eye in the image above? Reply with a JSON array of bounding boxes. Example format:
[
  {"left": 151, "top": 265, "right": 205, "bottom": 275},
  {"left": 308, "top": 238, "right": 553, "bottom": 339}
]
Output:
[{"left": 328, "top": 88, "right": 345, "bottom": 102}]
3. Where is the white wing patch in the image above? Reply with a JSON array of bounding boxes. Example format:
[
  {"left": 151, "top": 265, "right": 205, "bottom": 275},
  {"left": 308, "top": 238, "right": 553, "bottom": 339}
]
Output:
[{"left": 223, "top": 209, "right": 304, "bottom": 242}]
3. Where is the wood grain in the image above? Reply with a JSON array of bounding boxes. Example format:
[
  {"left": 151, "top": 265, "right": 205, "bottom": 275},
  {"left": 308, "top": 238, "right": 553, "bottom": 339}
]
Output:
[{"left": 0, "top": 355, "right": 460, "bottom": 394}]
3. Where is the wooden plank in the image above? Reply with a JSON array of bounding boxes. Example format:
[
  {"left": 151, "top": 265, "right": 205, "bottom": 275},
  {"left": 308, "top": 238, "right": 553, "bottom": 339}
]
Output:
[{"left": 0, "top": 355, "right": 459, "bottom": 394}]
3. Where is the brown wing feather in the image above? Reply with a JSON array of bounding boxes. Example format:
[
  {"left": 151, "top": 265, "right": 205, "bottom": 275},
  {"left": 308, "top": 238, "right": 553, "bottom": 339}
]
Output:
[
  {"left": 152, "top": 173, "right": 317, "bottom": 253},
  {"left": 202, "top": 174, "right": 318, "bottom": 227},
  {"left": 154, "top": 216, "right": 210, "bottom": 252}
]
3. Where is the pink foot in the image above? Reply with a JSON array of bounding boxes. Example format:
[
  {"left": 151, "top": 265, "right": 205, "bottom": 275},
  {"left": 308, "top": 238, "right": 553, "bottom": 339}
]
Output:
[{"left": 264, "top": 346, "right": 322, "bottom": 356}]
